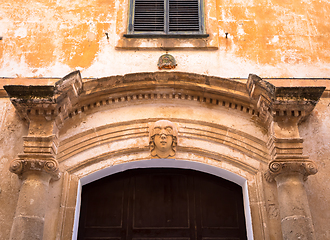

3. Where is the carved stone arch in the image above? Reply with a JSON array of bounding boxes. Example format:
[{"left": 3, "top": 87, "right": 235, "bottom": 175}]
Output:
[
  {"left": 56, "top": 117, "right": 270, "bottom": 239},
  {"left": 4, "top": 71, "right": 325, "bottom": 240}
]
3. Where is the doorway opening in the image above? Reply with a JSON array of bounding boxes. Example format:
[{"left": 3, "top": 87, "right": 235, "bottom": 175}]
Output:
[{"left": 78, "top": 168, "right": 247, "bottom": 240}]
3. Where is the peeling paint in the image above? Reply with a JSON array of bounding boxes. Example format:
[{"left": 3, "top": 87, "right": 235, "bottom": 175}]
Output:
[{"left": 0, "top": 0, "right": 330, "bottom": 78}]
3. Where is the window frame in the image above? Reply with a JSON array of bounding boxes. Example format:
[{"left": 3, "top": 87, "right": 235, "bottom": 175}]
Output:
[{"left": 124, "top": 0, "right": 209, "bottom": 38}]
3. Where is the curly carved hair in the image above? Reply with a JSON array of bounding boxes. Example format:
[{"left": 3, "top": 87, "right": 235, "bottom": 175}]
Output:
[
  {"left": 149, "top": 120, "right": 178, "bottom": 157},
  {"left": 149, "top": 135, "right": 177, "bottom": 157}
]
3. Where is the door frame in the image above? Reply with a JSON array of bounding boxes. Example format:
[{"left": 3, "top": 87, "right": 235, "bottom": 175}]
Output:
[{"left": 72, "top": 159, "right": 254, "bottom": 240}]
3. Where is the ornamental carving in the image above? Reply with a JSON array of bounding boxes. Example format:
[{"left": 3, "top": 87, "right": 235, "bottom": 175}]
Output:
[
  {"left": 157, "top": 54, "right": 177, "bottom": 70},
  {"left": 264, "top": 160, "right": 318, "bottom": 182},
  {"left": 149, "top": 120, "right": 178, "bottom": 158},
  {"left": 9, "top": 154, "right": 61, "bottom": 180}
]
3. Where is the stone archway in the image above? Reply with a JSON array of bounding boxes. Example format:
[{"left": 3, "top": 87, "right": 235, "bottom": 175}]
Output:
[{"left": 4, "top": 71, "right": 325, "bottom": 240}]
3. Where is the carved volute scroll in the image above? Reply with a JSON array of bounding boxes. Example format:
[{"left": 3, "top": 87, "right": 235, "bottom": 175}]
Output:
[
  {"left": 149, "top": 120, "right": 178, "bottom": 158},
  {"left": 264, "top": 160, "right": 318, "bottom": 183}
]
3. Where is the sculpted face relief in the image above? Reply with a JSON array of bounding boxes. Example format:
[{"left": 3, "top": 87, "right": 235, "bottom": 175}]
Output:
[{"left": 149, "top": 120, "right": 178, "bottom": 158}]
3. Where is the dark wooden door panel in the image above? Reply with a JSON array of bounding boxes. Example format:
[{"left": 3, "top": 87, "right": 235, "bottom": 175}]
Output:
[
  {"left": 78, "top": 168, "right": 248, "bottom": 240},
  {"left": 133, "top": 173, "right": 189, "bottom": 229},
  {"left": 197, "top": 177, "right": 242, "bottom": 228},
  {"left": 83, "top": 177, "right": 126, "bottom": 228},
  {"left": 85, "top": 238, "right": 121, "bottom": 240},
  {"left": 133, "top": 238, "right": 190, "bottom": 240},
  {"left": 201, "top": 238, "right": 240, "bottom": 240}
]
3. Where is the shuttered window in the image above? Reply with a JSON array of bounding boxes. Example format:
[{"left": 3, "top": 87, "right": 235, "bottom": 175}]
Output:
[{"left": 125, "top": 0, "right": 208, "bottom": 37}]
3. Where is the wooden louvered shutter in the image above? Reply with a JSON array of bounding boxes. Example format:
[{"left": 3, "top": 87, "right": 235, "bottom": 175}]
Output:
[
  {"left": 133, "top": 0, "right": 165, "bottom": 32},
  {"left": 169, "top": 0, "right": 200, "bottom": 32},
  {"left": 126, "top": 0, "right": 207, "bottom": 36}
]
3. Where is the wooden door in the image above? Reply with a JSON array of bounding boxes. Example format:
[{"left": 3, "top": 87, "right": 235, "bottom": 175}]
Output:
[{"left": 78, "top": 168, "right": 247, "bottom": 240}]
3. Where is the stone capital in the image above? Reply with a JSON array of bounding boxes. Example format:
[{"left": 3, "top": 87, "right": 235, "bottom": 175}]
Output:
[
  {"left": 265, "top": 159, "right": 318, "bottom": 183},
  {"left": 9, "top": 154, "right": 61, "bottom": 181}
]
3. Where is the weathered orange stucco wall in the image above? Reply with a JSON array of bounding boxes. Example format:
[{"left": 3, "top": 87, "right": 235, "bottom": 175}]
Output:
[{"left": 0, "top": 0, "right": 329, "bottom": 77}]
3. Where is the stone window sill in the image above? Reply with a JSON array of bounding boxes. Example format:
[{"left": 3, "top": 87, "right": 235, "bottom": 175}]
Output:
[{"left": 115, "top": 36, "right": 218, "bottom": 50}]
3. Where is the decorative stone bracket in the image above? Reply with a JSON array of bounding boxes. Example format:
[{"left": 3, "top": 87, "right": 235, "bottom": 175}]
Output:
[{"left": 247, "top": 73, "right": 324, "bottom": 180}]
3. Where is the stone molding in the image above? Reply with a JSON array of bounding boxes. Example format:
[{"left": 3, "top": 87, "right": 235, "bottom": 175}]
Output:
[
  {"left": 247, "top": 74, "right": 274, "bottom": 126},
  {"left": 3, "top": 72, "right": 326, "bottom": 130},
  {"left": 58, "top": 72, "right": 263, "bottom": 128},
  {"left": 57, "top": 118, "right": 270, "bottom": 164},
  {"left": 267, "top": 137, "right": 304, "bottom": 158},
  {"left": 9, "top": 153, "right": 61, "bottom": 180},
  {"left": 23, "top": 135, "right": 59, "bottom": 155}
]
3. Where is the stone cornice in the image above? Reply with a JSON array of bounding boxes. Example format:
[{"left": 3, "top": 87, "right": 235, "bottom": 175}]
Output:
[
  {"left": 247, "top": 74, "right": 325, "bottom": 126},
  {"left": 4, "top": 71, "right": 82, "bottom": 127},
  {"left": 4, "top": 72, "right": 325, "bottom": 131},
  {"left": 272, "top": 86, "right": 325, "bottom": 123}
]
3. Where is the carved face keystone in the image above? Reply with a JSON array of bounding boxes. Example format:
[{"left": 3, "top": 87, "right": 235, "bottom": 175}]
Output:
[{"left": 149, "top": 120, "right": 178, "bottom": 158}]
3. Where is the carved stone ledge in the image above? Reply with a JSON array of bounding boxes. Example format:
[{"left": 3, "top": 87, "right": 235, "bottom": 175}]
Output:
[
  {"left": 265, "top": 160, "right": 318, "bottom": 183},
  {"left": 247, "top": 74, "right": 325, "bottom": 126},
  {"left": 9, "top": 154, "right": 61, "bottom": 181},
  {"left": 272, "top": 86, "right": 325, "bottom": 123},
  {"left": 4, "top": 71, "right": 82, "bottom": 128}
]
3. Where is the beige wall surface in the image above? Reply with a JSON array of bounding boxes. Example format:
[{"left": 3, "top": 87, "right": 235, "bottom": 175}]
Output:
[
  {"left": 0, "top": 99, "right": 26, "bottom": 240},
  {"left": 1, "top": 0, "right": 330, "bottom": 78},
  {"left": 300, "top": 98, "right": 330, "bottom": 240}
]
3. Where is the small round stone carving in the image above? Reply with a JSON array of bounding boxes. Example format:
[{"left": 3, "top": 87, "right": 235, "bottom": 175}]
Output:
[
  {"left": 157, "top": 54, "right": 177, "bottom": 70},
  {"left": 9, "top": 160, "right": 23, "bottom": 174},
  {"left": 270, "top": 162, "right": 282, "bottom": 173},
  {"left": 306, "top": 162, "right": 318, "bottom": 175},
  {"left": 44, "top": 160, "right": 58, "bottom": 173}
]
